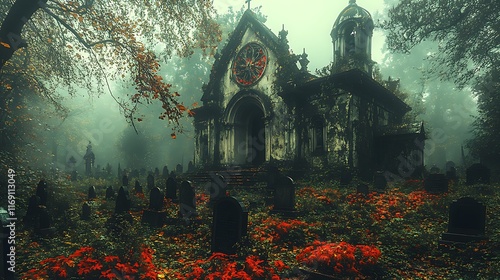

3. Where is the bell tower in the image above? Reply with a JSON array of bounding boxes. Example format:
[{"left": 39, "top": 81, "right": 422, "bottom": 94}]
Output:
[{"left": 331, "top": 0, "right": 374, "bottom": 74}]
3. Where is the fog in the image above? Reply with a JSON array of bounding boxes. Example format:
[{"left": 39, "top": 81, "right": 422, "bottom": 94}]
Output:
[{"left": 22, "top": 0, "right": 477, "bottom": 175}]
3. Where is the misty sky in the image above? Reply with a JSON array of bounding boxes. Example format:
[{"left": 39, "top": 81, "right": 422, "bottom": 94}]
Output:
[{"left": 214, "top": 0, "right": 387, "bottom": 71}]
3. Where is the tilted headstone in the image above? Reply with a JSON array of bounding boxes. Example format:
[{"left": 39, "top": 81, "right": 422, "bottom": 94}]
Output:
[
  {"left": 105, "top": 186, "right": 115, "bottom": 200},
  {"left": 122, "top": 174, "right": 129, "bottom": 187},
  {"left": 466, "top": 163, "right": 490, "bottom": 185},
  {"left": 147, "top": 173, "right": 155, "bottom": 190},
  {"left": 81, "top": 202, "right": 91, "bottom": 220},
  {"left": 424, "top": 174, "right": 448, "bottom": 193},
  {"left": 115, "top": 187, "right": 131, "bottom": 213},
  {"left": 179, "top": 181, "right": 196, "bottom": 219},
  {"left": 272, "top": 176, "right": 296, "bottom": 213},
  {"left": 134, "top": 180, "right": 143, "bottom": 194},
  {"left": 36, "top": 179, "right": 48, "bottom": 206},
  {"left": 440, "top": 197, "right": 487, "bottom": 244},
  {"left": 373, "top": 171, "right": 387, "bottom": 191},
  {"left": 88, "top": 186, "right": 97, "bottom": 200},
  {"left": 211, "top": 196, "right": 248, "bottom": 254},
  {"left": 165, "top": 177, "right": 178, "bottom": 200}
]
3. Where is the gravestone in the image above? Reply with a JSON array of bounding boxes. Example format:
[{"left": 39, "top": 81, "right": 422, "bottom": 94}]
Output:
[
  {"left": 141, "top": 187, "right": 167, "bottom": 227},
  {"left": 81, "top": 202, "right": 91, "bottom": 220},
  {"left": 357, "top": 183, "right": 369, "bottom": 196},
  {"left": 105, "top": 186, "right": 115, "bottom": 200},
  {"left": 162, "top": 166, "right": 169, "bottom": 179},
  {"left": 176, "top": 164, "right": 183, "bottom": 175},
  {"left": 271, "top": 176, "right": 298, "bottom": 216},
  {"left": 122, "top": 174, "right": 129, "bottom": 187},
  {"left": 36, "top": 206, "right": 55, "bottom": 236},
  {"left": 466, "top": 163, "right": 490, "bottom": 185},
  {"left": 373, "top": 171, "right": 387, "bottom": 191},
  {"left": 24, "top": 195, "right": 40, "bottom": 225},
  {"left": 88, "top": 186, "right": 97, "bottom": 200},
  {"left": 134, "top": 180, "right": 143, "bottom": 194},
  {"left": 424, "top": 174, "right": 448, "bottom": 193},
  {"left": 207, "top": 174, "right": 226, "bottom": 206},
  {"left": 179, "top": 181, "right": 196, "bottom": 220},
  {"left": 71, "top": 170, "right": 78, "bottom": 182},
  {"left": 115, "top": 186, "right": 131, "bottom": 213},
  {"left": 147, "top": 173, "right": 155, "bottom": 190},
  {"left": 169, "top": 170, "right": 176, "bottom": 179},
  {"left": 446, "top": 166, "right": 458, "bottom": 183},
  {"left": 211, "top": 196, "right": 248, "bottom": 254},
  {"left": 440, "top": 197, "right": 487, "bottom": 244},
  {"left": 187, "top": 161, "right": 195, "bottom": 173},
  {"left": 165, "top": 177, "right": 178, "bottom": 201},
  {"left": 36, "top": 179, "right": 48, "bottom": 206}
]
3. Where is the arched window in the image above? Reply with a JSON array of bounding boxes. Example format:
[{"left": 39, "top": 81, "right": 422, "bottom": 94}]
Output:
[{"left": 343, "top": 22, "right": 356, "bottom": 56}]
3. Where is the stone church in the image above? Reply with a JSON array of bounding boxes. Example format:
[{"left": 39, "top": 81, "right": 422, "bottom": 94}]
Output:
[{"left": 193, "top": 0, "right": 424, "bottom": 180}]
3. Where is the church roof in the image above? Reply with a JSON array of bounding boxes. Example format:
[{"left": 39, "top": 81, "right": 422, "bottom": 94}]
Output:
[
  {"left": 201, "top": 10, "right": 300, "bottom": 102},
  {"left": 293, "top": 68, "right": 411, "bottom": 117}
]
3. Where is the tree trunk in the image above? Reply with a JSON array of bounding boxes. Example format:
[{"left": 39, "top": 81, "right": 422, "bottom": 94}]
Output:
[{"left": 0, "top": 0, "right": 48, "bottom": 69}]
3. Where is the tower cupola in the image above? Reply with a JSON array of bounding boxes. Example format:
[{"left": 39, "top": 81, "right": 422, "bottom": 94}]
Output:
[{"left": 331, "top": 0, "right": 374, "bottom": 74}]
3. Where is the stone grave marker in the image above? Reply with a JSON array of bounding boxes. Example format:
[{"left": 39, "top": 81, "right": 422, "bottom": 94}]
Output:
[
  {"left": 105, "top": 186, "right": 115, "bottom": 200},
  {"left": 36, "top": 179, "right": 48, "bottom": 206},
  {"left": 24, "top": 195, "right": 40, "bottom": 226},
  {"left": 373, "top": 171, "right": 387, "bottom": 191},
  {"left": 440, "top": 197, "right": 487, "bottom": 244},
  {"left": 36, "top": 206, "right": 55, "bottom": 236},
  {"left": 134, "top": 180, "right": 143, "bottom": 194},
  {"left": 424, "top": 174, "right": 448, "bottom": 193},
  {"left": 179, "top": 181, "right": 196, "bottom": 220},
  {"left": 115, "top": 186, "right": 131, "bottom": 213},
  {"left": 162, "top": 166, "right": 169, "bottom": 179},
  {"left": 187, "top": 161, "right": 195, "bottom": 173},
  {"left": 81, "top": 202, "right": 91, "bottom": 220},
  {"left": 176, "top": 164, "right": 183, "bottom": 175},
  {"left": 466, "top": 163, "right": 490, "bottom": 185},
  {"left": 211, "top": 196, "right": 248, "bottom": 254},
  {"left": 446, "top": 166, "right": 458, "bottom": 183},
  {"left": 71, "top": 170, "right": 78, "bottom": 181},
  {"left": 141, "top": 187, "right": 167, "bottom": 227},
  {"left": 271, "top": 176, "right": 298, "bottom": 216},
  {"left": 122, "top": 174, "right": 129, "bottom": 187},
  {"left": 147, "top": 173, "right": 155, "bottom": 190},
  {"left": 88, "top": 186, "right": 97, "bottom": 200},
  {"left": 357, "top": 183, "right": 369, "bottom": 196},
  {"left": 165, "top": 177, "right": 178, "bottom": 201}
]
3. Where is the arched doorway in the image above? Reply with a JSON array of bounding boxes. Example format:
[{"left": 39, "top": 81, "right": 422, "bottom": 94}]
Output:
[{"left": 233, "top": 101, "right": 265, "bottom": 165}]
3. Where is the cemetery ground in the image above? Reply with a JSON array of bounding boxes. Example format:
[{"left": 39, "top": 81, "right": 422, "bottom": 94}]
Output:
[{"left": 15, "top": 172, "right": 500, "bottom": 279}]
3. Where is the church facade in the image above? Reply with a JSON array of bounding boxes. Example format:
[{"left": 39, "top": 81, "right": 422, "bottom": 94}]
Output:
[{"left": 193, "top": 1, "right": 424, "bottom": 179}]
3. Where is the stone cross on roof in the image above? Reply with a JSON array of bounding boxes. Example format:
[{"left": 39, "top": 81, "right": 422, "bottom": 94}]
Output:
[{"left": 245, "top": 0, "right": 251, "bottom": 10}]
